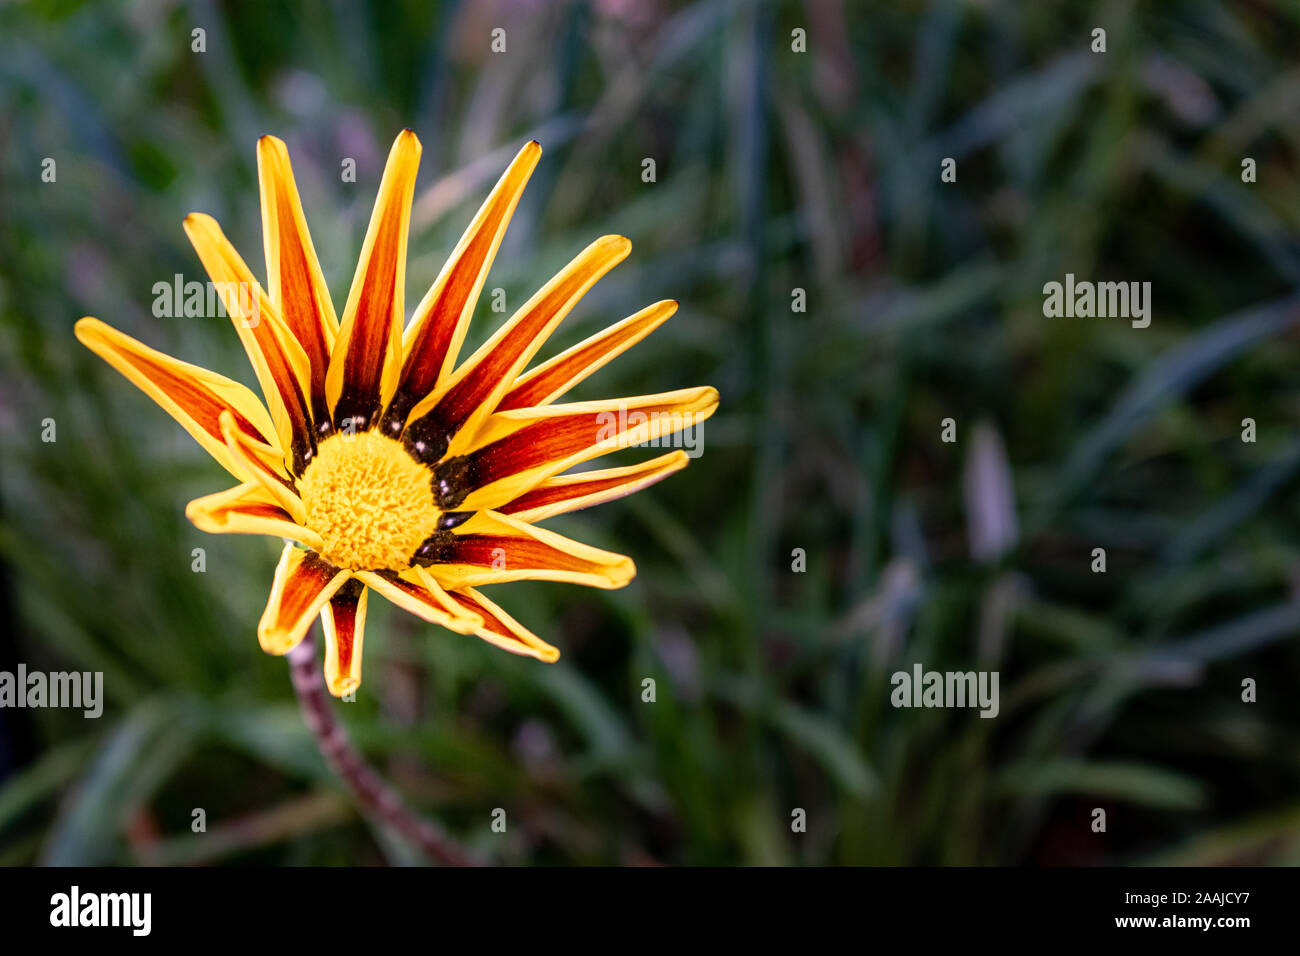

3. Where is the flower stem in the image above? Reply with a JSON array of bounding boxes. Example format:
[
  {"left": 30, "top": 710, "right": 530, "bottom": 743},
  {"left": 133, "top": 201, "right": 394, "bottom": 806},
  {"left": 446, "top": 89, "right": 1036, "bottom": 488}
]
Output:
[{"left": 287, "top": 632, "right": 482, "bottom": 866}]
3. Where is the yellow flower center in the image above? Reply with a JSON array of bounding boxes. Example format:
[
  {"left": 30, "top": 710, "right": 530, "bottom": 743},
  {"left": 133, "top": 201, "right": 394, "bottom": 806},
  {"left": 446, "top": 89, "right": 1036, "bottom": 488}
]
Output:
[{"left": 297, "top": 431, "right": 441, "bottom": 571}]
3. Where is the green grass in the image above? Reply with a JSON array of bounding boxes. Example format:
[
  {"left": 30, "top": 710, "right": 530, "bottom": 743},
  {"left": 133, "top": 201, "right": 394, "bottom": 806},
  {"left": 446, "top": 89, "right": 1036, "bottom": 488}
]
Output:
[{"left": 2, "top": 0, "right": 1300, "bottom": 865}]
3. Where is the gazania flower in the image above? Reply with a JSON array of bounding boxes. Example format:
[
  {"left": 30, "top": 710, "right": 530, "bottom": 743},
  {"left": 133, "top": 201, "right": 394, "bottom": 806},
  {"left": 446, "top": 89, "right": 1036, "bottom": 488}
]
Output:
[{"left": 76, "top": 130, "right": 717, "bottom": 697}]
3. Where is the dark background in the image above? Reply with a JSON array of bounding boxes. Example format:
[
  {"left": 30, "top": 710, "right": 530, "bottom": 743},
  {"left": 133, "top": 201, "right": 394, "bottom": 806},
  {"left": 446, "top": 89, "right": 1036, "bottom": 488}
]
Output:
[{"left": 2, "top": 0, "right": 1300, "bottom": 865}]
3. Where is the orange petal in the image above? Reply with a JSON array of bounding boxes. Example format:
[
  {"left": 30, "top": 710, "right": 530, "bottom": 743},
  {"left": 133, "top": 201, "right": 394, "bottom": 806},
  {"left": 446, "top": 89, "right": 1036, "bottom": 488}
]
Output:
[
  {"left": 500, "top": 451, "right": 689, "bottom": 523},
  {"left": 185, "top": 481, "right": 322, "bottom": 549},
  {"left": 257, "top": 135, "right": 338, "bottom": 425},
  {"left": 326, "top": 129, "right": 421, "bottom": 431},
  {"left": 444, "top": 587, "right": 560, "bottom": 662},
  {"left": 321, "top": 578, "right": 367, "bottom": 697},
  {"left": 455, "top": 387, "right": 718, "bottom": 511},
  {"left": 74, "top": 317, "right": 285, "bottom": 482},
  {"left": 354, "top": 568, "right": 483, "bottom": 634},
  {"left": 218, "top": 411, "right": 307, "bottom": 523},
  {"left": 497, "top": 300, "right": 678, "bottom": 412},
  {"left": 420, "top": 510, "right": 635, "bottom": 590},
  {"left": 382, "top": 140, "right": 542, "bottom": 435},
  {"left": 183, "top": 213, "right": 316, "bottom": 473},
  {"left": 402, "top": 235, "right": 631, "bottom": 461},
  {"left": 258, "top": 544, "right": 350, "bottom": 655}
]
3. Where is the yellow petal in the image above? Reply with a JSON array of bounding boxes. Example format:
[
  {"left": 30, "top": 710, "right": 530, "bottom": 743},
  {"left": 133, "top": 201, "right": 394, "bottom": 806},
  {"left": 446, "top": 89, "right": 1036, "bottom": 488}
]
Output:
[
  {"left": 218, "top": 411, "right": 308, "bottom": 524},
  {"left": 384, "top": 140, "right": 542, "bottom": 434},
  {"left": 258, "top": 544, "right": 350, "bottom": 655},
  {"left": 444, "top": 587, "right": 560, "bottom": 662},
  {"left": 500, "top": 451, "right": 689, "bottom": 523},
  {"left": 74, "top": 317, "right": 285, "bottom": 482},
  {"left": 458, "top": 386, "right": 719, "bottom": 511},
  {"left": 326, "top": 129, "right": 421, "bottom": 430},
  {"left": 321, "top": 579, "right": 367, "bottom": 697},
  {"left": 498, "top": 300, "right": 678, "bottom": 411},
  {"left": 183, "top": 213, "right": 316, "bottom": 472},
  {"left": 185, "top": 481, "right": 322, "bottom": 549},
  {"left": 257, "top": 134, "right": 338, "bottom": 422},
  {"left": 354, "top": 568, "right": 483, "bottom": 634},
  {"left": 422, "top": 510, "right": 635, "bottom": 590},
  {"left": 404, "top": 235, "right": 631, "bottom": 458}
]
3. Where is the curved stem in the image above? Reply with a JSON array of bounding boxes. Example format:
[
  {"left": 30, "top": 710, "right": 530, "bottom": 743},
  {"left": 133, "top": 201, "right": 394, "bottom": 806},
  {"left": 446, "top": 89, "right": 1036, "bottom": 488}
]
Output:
[{"left": 287, "top": 632, "right": 482, "bottom": 866}]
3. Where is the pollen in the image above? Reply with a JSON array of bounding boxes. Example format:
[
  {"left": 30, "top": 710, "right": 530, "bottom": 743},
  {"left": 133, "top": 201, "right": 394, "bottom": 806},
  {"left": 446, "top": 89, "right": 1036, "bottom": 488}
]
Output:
[{"left": 297, "top": 431, "right": 443, "bottom": 572}]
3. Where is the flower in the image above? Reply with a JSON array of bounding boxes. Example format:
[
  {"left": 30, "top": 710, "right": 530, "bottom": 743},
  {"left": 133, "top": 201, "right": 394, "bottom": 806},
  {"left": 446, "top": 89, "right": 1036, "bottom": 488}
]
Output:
[{"left": 75, "top": 130, "right": 717, "bottom": 697}]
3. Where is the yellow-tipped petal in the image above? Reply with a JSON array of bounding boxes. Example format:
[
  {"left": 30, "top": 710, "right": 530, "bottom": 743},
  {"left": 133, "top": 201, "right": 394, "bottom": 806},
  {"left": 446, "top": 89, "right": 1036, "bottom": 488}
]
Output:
[
  {"left": 498, "top": 300, "right": 678, "bottom": 411},
  {"left": 444, "top": 587, "right": 560, "bottom": 662},
  {"left": 500, "top": 451, "right": 689, "bottom": 523},
  {"left": 186, "top": 481, "right": 322, "bottom": 549},
  {"left": 354, "top": 568, "right": 483, "bottom": 634},
  {"left": 321, "top": 579, "right": 367, "bottom": 697},
  {"left": 385, "top": 140, "right": 542, "bottom": 433},
  {"left": 257, "top": 134, "right": 338, "bottom": 420},
  {"left": 405, "top": 234, "right": 632, "bottom": 456},
  {"left": 422, "top": 510, "right": 635, "bottom": 590},
  {"left": 218, "top": 410, "right": 308, "bottom": 524},
  {"left": 74, "top": 317, "right": 285, "bottom": 482},
  {"left": 183, "top": 213, "right": 316, "bottom": 472},
  {"left": 458, "top": 386, "right": 719, "bottom": 511},
  {"left": 327, "top": 129, "right": 421, "bottom": 429},
  {"left": 258, "top": 543, "right": 350, "bottom": 655}
]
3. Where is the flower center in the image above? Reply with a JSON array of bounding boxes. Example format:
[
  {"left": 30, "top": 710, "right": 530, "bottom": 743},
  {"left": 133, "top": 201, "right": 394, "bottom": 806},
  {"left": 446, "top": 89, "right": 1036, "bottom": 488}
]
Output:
[{"left": 297, "top": 431, "right": 441, "bottom": 572}]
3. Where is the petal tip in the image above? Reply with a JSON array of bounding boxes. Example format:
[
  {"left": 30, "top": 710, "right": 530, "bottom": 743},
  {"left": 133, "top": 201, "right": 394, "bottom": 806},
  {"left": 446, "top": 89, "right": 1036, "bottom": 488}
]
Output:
[
  {"left": 607, "top": 556, "right": 637, "bottom": 588},
  {"left": 182, "top": 211, "right": 219, "bottom": 236},
  {"left": 326, "top": 675, "right": 360, "bottom": 697},
  {"left": 394, "top": 128, "right": 422, "bottom": 153},
  {"left": 257, "top": 624, "right": 299, "bottom": 656},
  {"left": 73, "top": 316, "right": 102, "bottom": 343},
  {"left": 256, "top": 135, "right": 289, "bottom": 162}
]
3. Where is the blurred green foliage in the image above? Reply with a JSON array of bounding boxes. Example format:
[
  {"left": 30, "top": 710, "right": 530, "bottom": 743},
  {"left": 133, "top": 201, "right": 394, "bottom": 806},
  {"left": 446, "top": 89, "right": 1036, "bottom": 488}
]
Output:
[{"left": 3, "top": 0, "right": 1300, "bottom": 865}]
